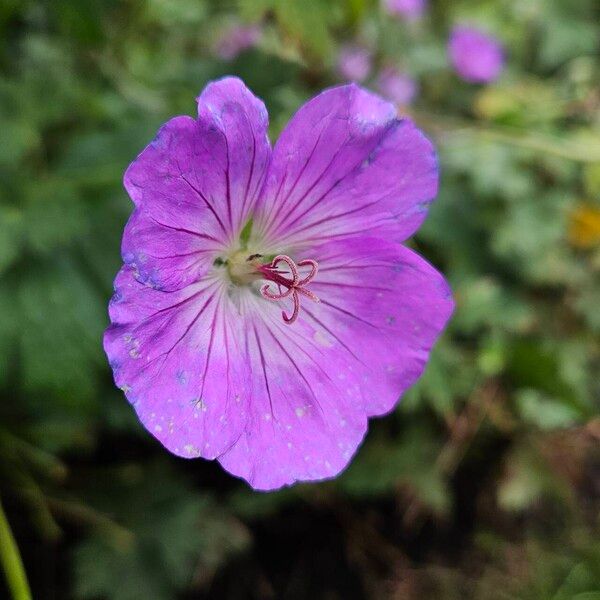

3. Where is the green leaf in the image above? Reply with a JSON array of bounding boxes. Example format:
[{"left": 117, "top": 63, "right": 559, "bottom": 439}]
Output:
[
  {"left": 538, "top": 2, "right": 598, "bottom": 69},
  {"left": 273, "top": 0, "right": 334, "bottom": 60},
  {"left": 0, "top": 118, "right": 40, "bottom": 168},
  {"left": 145, "top": 0, "right": 207, "bottom": 27},
  {"left": 0, "top": 284, "right": 18, "bottom": 387},
  {"left": 570, "top": 593, "right": 600, "bottom": 600},
  {"left": 402, "top": 337, "right": 477, "bottom": 417},
  {"left": 18, "top": 258, "right": 105, "bottom": 407},
  {"left": 0, "top": 205, "right": 23, "bottom": 275},
  {"left": 339, "top": 425, "right": 450, "bottom": 515},
  {"left": 506, "top": 340, "right": 592, "bottom": 420},
  {"left": 23, "top": 178, "right": 89, "bottom": 255},
  {"left": 497, "top": 442, "right": 568, "bottom": 512},
  {"left": 73, "top": 462, "right": 249, "bottom": 600},
  {"left": 236, "top": 0, "right": 274, "bottom": 21},
  {"left": 515, "top": 389, "right": 582, "bottom": 431},
  {"left": 583, "top": 163, "right": 600, "bottom": 198}
]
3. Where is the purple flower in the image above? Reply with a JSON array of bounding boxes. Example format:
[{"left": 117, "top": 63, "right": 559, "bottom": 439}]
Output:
[
  {"left": 337, "top": 46, "right": 372, "bottom": 82},
  {"left": 448, "top": 26, "right": 505, "bottom": 84},
  {"left": 213, "top": 24, "right": 261, "bottom": 61},
  {"left": 104, "top": 77, "right": 453, "bottom": 490},
  {"left": 376, "top": 67, "right": 419, "bottom": 106},
  {"left": 383, "top": 0, "right": 427, "bottom": 20}
]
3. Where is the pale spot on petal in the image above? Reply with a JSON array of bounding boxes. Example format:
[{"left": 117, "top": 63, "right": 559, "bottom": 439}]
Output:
[
  {"left": 313, "top": 330, "right": 333, "bottom": 348},
  {"left": 184, "top": 444, "right": 199, "bottom": 456}
]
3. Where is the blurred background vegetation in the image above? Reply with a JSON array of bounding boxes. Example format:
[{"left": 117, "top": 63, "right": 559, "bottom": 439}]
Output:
[{"left": 0, "top": 0, "right": 599, "bottom": 598}]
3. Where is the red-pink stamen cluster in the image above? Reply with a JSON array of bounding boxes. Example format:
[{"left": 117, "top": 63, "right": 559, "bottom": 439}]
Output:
[{"left": 258, "top": 255, "right": 319, "bottom": 324}]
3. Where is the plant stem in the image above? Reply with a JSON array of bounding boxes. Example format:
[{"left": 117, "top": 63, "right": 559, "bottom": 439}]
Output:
[
  {"left": 0, "top": 497, "right": 32, "bottom": 600},
  {"left": 412, "top": 109, "right": 600, "bottom": 163}
]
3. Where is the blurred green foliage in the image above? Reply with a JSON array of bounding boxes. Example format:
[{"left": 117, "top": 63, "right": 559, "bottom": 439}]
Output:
[{"left": 0, "top": 0, "right": 599, "bottom": 598}]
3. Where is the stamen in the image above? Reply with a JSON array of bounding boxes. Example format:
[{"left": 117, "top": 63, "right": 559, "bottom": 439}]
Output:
[{"left": 257, "top": 255, "right": 320, "bottom": 324}]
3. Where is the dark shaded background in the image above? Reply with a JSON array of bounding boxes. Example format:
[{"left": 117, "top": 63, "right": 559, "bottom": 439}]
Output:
[{"left": 1, "top": 1, "right": 599, "bottom": 598}]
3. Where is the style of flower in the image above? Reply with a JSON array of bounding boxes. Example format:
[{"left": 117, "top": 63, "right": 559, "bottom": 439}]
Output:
[
  {"left": 104, "top": 77, "right": 454, "bottom": 490},
  {"left": 448, "top": 26, "right": 505, "bottom": 84},
  {"left": 383, "top": 0, "right": 427, "bottom": 21},
  {"left": 376, "top": 67, "right": 419, "bottom": 106},
  {"left": 213, "top": 23, "right": 261, "bottom": 61},
  {"left": 336, "top": 45, "right": 372, "bottom": 83}
]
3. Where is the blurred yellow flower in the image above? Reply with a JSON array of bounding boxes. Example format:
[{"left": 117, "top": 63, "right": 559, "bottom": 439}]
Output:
[{"left": 568, "top": 204, "right": 600, "bottom": 248}]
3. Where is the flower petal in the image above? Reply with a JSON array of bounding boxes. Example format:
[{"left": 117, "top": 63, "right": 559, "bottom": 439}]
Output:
[
  {"left": 218, "top": 295, "right": 367, "bottom": 491},
  {"left": 197, "top": 76, "right": 271, "bottom": 236},
  {"left": 301, "top": 238, "right": 454, "bottom": 416},
  {"left": 254, "top": 84, "right": 438, "bottom": 250},
  {"left": 305, "top": 236, "right": 454, "bottom": 416},
  {"left": 122, "top": 77, "right": 271, "bottom": 290},
  {"left": 104, "top": 267, "right": 251, "bottom": 459},
  {"left": 217, "top": 237, "right": 452, "bottom": 490},
  {"left": 449, "top": 27, "right": 505, "bottom": 84}
]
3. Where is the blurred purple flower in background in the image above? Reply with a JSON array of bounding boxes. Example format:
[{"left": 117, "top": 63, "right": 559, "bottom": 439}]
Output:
[
  {"left": 337, "top": 45, "right": 372, "bottom": 82},
  {"left": 104, "top": 77, "right": 453, "bottom": 490},
  {"left": 376, "top": 67, "right": 419, "bottom": 106},
  {"left": 213, "top": 23, "right": 261, "bottom": 61},
  {"left": 383, "top": 0, "right": 427, "bottom": 21},
  {"left": 448, "top": 26, "right": 505, "bottom": 84}
]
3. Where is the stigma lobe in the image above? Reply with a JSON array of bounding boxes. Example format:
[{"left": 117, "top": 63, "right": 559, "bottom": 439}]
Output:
[{"left": 258, "top": 255, "right": 320, "bottom": 324}]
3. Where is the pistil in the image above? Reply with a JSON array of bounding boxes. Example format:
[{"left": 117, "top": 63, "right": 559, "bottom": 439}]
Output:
[{"left": 257, "top": 255, "right": 320, "bottom": 324}]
